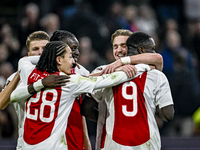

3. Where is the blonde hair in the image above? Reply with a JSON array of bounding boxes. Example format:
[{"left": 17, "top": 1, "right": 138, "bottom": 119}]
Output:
[
  {"left": 111, "top": 29, "right": 132, "bottom": 44},
  {"left": 26, "top": 31, "right": 50, "bottom": 50}
]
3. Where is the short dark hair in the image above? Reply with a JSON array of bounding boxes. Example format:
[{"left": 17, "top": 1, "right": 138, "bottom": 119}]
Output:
[
  {"left": 50, "top": 30, "right": 75, "bottom": 43},
  {"left": 36, "top": 41, "right": 67, "bottom": 73},
  {"left": 127, "top": 31, "right": 155, "bottom": 55}
]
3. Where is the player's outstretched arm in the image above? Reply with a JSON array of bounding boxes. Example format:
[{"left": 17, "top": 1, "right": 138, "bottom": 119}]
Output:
[
  {"left": 101, "top": 53, "right": 163, "bottom": 74},
  {"left": 0, "top": 73, "right": 20, "bottom": 109},
  {"left": 10, "top": 74, "right": 70, "bottom": 102},
  {"left": 82, "top": 116, "right": 92, "bottom": 150}
]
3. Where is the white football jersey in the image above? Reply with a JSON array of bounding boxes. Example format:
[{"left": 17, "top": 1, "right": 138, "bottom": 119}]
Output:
[
  {"left": 65, "top": 64, "right": 89, "bottom": 150},
  {"left": 16, "top": 56, "right": 139, "bottom": 150},
  {"left": 74, "top": 64, "right": 90, "bottom": 76},
  {"left": 3, "top": 60, "right": 90, "bottom": 150},
  {"left": 2, "top": 72, "right": 25, "bottom": 150},
  {"left": 93, "top": 69, "right": 173, "bottom": 150}
]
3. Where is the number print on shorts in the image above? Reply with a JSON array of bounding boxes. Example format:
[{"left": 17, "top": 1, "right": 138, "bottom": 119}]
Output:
[{"left": 122, "top": 82, "right": 137, "bottom": 117}]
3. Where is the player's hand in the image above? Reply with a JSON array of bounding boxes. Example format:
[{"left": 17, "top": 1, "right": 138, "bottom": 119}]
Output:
[
  {"left": 115, "top": 65, "right": 137, "bottom": 78},
  {"left": 76, "top": 63, "right": 80, "bottom": 69},
  {"left": 101, "top": 60, "right": 122, "bottom": 75},
  {"left": 149, "top": 65, "right": 156, "bottom": 70},
  {"left": 42, "top": 74, "right": 70, "bottom": 88}
]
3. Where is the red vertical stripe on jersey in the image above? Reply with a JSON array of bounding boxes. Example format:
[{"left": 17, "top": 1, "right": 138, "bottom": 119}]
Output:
[
  {"left": 112, "top": 72, "right": 150, "bottom": 146},
  {"left": 65, "top": 97, "right": 85, "bottom": 150},
  {"left": 65, "top": 68, "right": 85, "bottom": 150}
]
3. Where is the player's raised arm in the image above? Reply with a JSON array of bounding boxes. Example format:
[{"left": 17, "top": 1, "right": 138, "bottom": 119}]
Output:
[
  {"left": 0, "top": 73, "right": 20, "bottom": 109},
  {"left": 101, "top": 53, "right": 163, "bottom": 74},
  {"left": 10, "top": 74, "right": 70, "bottom": 103}
]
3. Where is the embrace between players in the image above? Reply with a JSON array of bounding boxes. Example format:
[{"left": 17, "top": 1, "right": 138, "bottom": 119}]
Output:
[{"left": 0, "top": 29, "right": 174, "bottom": 150}]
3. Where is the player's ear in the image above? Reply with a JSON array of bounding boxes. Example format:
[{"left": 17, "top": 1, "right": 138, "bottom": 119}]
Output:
[
  {"left": 56, "top": 56, "right": 62, "bottom": 65},
  {"left": 28, "top": 52, "right": 30, "bottom": 56},
  {"left": 138, "top": 47, "right": 145, "bottom": 54}
]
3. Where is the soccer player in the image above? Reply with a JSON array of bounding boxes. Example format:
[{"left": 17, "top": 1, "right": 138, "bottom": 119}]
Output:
[
  {"left": 10, "top": 41, "right": 151, "bottom": 149},
  {"left": 0, "top": 31, "right": 69, "bottom": 150},
  {"left": 93, "top": 31, "right": 174, "bottom": 150},
  {"left": 81, "top": 29, "right": 164, "bottom": 149},
  {"left": 50, "top": 30, "right": 91, "bottom": 150},
  {"left": 81, "top": 29, "right": 163, "bottom": 122}
]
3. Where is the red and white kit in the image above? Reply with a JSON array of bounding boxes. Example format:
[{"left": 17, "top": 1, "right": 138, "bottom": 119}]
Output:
[
  {"left": 17, "top": 56, "right": 147, "bottom": 150},
  {"left": 93, "top": 66, "right": 173, "bottom": 150}
]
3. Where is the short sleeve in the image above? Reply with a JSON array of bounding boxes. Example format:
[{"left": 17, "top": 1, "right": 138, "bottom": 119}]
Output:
[{"left": 155, "top": 72, "right": 174, "bottom": 109}]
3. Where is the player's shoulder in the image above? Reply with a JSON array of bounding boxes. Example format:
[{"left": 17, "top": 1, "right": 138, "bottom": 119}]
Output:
[
  {"left": 149, "top": 69, "right": 166, "bottom": 75},
  {"left": 75, "top": 64, "right": 90, "bottom": 76},
  {"left": 148, "top": 69, "right": 168, "bottom": 81}
]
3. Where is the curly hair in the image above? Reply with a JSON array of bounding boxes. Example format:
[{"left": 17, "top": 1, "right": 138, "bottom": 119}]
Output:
[
  {"left": 50, "top": 30, "right": 76, "bottom": 43},
  {"left": 36, "top": 41, "right": 67, "bottom": 73},
  {"left": 126, "top": 31, "right": 155, "bottom": 56}
]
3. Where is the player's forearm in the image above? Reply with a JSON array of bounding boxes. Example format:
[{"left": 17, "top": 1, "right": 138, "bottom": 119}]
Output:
[
  {"left": 129, "top": 53, "right": 163, "bottom": 71},
  {"left": 82, "top": 116, "right": 92, "bottom": 150},
  {"left": 10, "top": 85, "right": 32, "bottom": 102},
  {"left": 10, "top": 79, "right": 44, "bottom": 103},
  {"left": 89, "top": 72, "right": 102, "bottom": 77},
  {"left": 0, "top": 73, "right": 20, "bottom": 109},
  {"left": 94, "top": 72, "right": 129, "bottom": 90}
]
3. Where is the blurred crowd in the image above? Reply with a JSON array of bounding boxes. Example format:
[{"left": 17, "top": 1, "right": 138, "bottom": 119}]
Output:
[{"left": 0, "top": 0, "right": 200, "bottom": 142}]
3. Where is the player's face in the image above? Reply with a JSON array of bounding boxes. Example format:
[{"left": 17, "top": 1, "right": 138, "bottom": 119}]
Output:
[
  {"left": 58, "top": 47, "right": 75, "bottom": 75},
  {"left": 113, "top": 36, "right": 129, "bottom": 60},
  {"left": 28, "top": 40, "right": 49, "bottom": 56},
  {"left": 66, "top": 38, "right": 80, "bottom": 63}
]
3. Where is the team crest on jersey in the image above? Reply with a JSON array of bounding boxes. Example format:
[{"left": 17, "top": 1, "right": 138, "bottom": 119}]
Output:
[{"left": 88, "top": 76, "right": 97, "bottom": 82}]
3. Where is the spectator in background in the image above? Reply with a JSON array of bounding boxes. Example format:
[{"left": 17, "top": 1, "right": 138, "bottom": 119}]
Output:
[
  {"left": 0, "top": 107, "right": 15, "bottom": 138},
  {"left": 63, "top": 0, "right": 107, "bottom": 57},
  {"left": 192, "top": 20, "right": 200, "bottom": 80},
  {"left": 160, "top": 30, "right": 196, "bottom": 80},
  {"left": 158, "top": 18, "right": 179, "bottom": 46},
  {"left": 159, "top": 29, "right": 200, "bottom": 137},
  {"left": 184, "top": 0, "right": 200, "bottom": 22},
  {"left": 123, "top": 5, "right": 139, "bottom": 32},
  {"left": 0, "top": 62, "right": 14, "bottom": 80},
  {"left": 0, "top": 23, "right": 20, "bottom": 70},
  {"left": 136, "top": 4, "right": 159, "bottom": 35},
  {"left": 107, "top": 1, "right": 127, "bottom": 29},
  {"left": 19, "top": 2, "right": 42, "bottom": 54},
  {"left": 40, "top": 13, "right": 60, "bottom": 37},
  {"left": 78, "top": 36, "right": 105, "bottom": 72},
  {"left": 0, "top": 44, "right": 9, "bottom": 64},
  {"left": 0, "top": 62, "right": 16, "bottom": 139},
  {"left": 160, "top": 52, "right": 200, "bottom": 137},
  {"left": 150, "top": 0, "right": 183, "bottom": 25}
]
